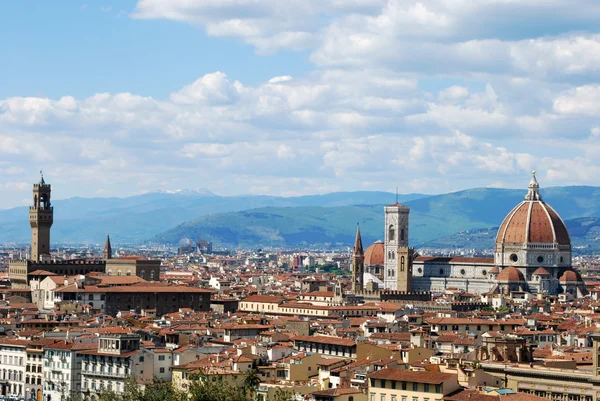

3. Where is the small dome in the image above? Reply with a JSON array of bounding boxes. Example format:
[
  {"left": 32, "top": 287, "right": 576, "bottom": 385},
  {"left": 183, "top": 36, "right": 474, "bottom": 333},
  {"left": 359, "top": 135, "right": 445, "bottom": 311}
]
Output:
[
  {"left": 559, "top": 269, "right": 583, "bottom": 283},
  {"left": 489, "top": 266, "right": 500, "bottom": 274},
  {"left": 365, "top": 241, "right": 384, "bottom": 265},
  {"left": 533, "top": 267, "right": 550, "bottom": 276},
  {"left": 497, "top": 267, "right": 525, "bottom": 282}
]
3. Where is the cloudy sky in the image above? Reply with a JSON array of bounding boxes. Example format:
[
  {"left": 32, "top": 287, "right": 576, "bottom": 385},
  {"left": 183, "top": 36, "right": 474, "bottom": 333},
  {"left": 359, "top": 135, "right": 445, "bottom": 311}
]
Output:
[{"left": 1, "top": 0, "right": 599, "bottom": 209}]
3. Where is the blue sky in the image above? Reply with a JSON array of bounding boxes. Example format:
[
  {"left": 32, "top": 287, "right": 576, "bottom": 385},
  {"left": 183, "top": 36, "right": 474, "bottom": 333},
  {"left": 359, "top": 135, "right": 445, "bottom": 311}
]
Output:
[
  {"left": 1, "top": 0, "right": 600, "bottom": 208},
  {"left": 0, "top": 1, "right": 311, "bottom": 98}
]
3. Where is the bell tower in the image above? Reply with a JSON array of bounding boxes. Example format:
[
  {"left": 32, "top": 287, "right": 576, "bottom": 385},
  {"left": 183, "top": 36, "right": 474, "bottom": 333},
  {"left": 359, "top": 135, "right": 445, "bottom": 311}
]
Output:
[
  {"left": 351, "top": 224, "right": 365, "bottom": 293},
  {"left": 384, "top": 202, "right": 412, "bottom": 291},
  {"left": 29, "top": 171, "right": 53, "bottom": 262}
]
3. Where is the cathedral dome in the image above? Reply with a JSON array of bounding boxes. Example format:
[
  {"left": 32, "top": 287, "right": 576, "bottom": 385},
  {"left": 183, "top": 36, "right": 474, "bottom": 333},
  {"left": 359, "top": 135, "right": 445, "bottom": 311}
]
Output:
[
  {"left": 495, "top": 172, "right": 570, "bottom": 247},
  {"left": 365, "top": 241, "right": 384, "bottom": 265},
  {"left": 559, "top": 269, "right": 583, "bottom": 283},
  {"left": 497, "top": 266, "right": 525, "bottom": 282}
]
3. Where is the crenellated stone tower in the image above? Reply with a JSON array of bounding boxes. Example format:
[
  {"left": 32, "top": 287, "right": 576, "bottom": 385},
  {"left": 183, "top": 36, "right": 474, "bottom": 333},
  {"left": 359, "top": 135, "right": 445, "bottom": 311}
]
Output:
[
  {"left": 384, "top": 202, "right": 413, "bottom": 291},
  {"left": 29, "top": 172, "right": 53, "bottom": 262}
]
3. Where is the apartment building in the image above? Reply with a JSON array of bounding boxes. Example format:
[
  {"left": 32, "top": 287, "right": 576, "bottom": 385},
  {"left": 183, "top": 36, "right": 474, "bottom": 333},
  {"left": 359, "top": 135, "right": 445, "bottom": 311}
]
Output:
[
  {"left": 43, "top": 341, "right": 92, "bottom": 401},
  {"left": 79, "top": 334, "right": 141, "bottom": 398},
  {"left": 0, "top": 339, "right": 28, "bottom": 398},
  {"left": 367, "top": 368, "right": 459, "bottom": 401}
]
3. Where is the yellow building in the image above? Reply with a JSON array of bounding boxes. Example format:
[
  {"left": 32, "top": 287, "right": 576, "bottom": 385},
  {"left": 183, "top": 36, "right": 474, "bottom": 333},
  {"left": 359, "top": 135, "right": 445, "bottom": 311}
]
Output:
[{"left": 367, "top": 368, "right": 459, "bottom": 401}]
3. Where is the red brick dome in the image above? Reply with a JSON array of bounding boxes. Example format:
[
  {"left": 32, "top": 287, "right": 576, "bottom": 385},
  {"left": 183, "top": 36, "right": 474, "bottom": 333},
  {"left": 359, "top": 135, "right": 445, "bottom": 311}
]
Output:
[
  {"left": 559, "top": 269, "right": 583, "bottom": 283},
  {"left": 497, "top": 266, "right": 525, "bottom": 282},
  {"left": 533, "top": 267, "right": 550, "bottom": 276},
  {"left": 496, "top": 173, "right": 570, "bottom": 246},
  {"left": 365, "top": 241, "right": 384, "bottom": 265}
]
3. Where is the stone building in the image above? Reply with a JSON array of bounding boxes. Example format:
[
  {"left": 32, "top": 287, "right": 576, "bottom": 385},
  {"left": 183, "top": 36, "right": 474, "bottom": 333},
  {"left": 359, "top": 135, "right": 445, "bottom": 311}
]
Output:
[
  {"left": 365, "top": 172, "right": 586, "bottom": 296},
  {"left": 9, "top": 176, "right": 161, "bottom": 288},
  {"left": 55, "top": 284, "right": 213, "bottom": 316}
]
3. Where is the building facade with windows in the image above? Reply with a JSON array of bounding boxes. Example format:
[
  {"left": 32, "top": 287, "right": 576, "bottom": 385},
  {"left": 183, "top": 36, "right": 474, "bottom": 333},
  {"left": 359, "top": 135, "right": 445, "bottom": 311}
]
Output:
[
  {"left": 367, "top": 368, "right": 459, "bottom": 401},
  {"left": 0, "top": 339, "right": 28, "bottom": 398}
]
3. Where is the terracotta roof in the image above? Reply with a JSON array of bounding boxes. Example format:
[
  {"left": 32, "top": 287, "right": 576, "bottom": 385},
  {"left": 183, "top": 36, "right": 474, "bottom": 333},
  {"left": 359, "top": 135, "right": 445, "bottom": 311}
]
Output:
[
  {"left": 497, "top": 267, "right": 525, "bottom": 282},
  {"left": 311, "top": 388, "right": 362, "bottom": 396},
  {"left": 365, "top": 242, "right": 384, "bottom": 266},
  {"left": 368, "top": 368, "right": 454, "bottom": 384},
  {"left": 533, "top": 267, "right": 550, "bottom": 275},
  {"left": 242, "top": 295, "right": 284, "bottom": 303},
  {"left": 293, "top": 335, "right": 356, "bottom": 347},
  {"left": 496, "top": 200, "right": 570, "bottom": 246},
  {"left": 559, "top": 269, "right": 583, "bottom": 283}
]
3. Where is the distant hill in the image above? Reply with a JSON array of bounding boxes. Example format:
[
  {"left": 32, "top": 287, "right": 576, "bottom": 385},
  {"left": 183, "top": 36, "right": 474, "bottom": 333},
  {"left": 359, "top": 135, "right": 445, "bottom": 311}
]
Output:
[
  {"left": 0, "top": 191, "right": 424, "bottom": 244},
  {"left": 4, "top": 185, "right": 600, "bottom": 248},
  {"left": 421, "top": 217, "right": 600, "bottom": 253},
  {"left": 152, "top": 186, "right": 600, "bottom": 249}
]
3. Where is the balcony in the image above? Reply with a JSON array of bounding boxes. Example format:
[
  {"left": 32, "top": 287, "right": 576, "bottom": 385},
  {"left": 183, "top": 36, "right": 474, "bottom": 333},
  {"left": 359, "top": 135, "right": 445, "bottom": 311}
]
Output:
[{"left": 83, "top": 370, "right": 129, "bottom": 379}]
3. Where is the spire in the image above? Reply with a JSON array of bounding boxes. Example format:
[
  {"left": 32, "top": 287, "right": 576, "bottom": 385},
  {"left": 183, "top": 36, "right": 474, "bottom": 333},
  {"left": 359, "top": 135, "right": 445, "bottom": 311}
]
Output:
[
  {"left": 353, "top": 224, "right": 364, "bottom": 256},
  {"left": 103, "top": 235, "right": 112, "bottom": 259},
  {"left": 525, "top": 170, "right": 542, "bottom": 201},
  {"left": 40, "top": 169, "right": 46, "bottom": 185}
]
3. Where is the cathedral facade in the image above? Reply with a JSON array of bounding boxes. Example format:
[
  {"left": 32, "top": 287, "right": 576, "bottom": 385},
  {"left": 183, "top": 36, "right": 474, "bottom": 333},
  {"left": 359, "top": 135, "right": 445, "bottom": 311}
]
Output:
[{"left": 358, "top": 172, "right": 587, "bottom": 297}]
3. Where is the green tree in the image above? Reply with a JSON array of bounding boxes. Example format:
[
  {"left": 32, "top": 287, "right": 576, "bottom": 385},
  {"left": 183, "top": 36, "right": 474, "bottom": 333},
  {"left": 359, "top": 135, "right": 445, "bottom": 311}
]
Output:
[{"left": 243, "top": 369, "right": 261, "bottom": 400}]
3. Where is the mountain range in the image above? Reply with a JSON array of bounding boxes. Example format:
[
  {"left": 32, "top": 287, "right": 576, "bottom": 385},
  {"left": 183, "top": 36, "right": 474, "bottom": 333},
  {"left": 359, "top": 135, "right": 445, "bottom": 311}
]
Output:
[
  {"left": 2, "top": 185, "right": 600, "bottom": 250},
  {"left": 0, "top": 190, "right": 423, "bottom": 244},
  {"left": 153, "top": 187, "right": 600, "bottom": 249}
]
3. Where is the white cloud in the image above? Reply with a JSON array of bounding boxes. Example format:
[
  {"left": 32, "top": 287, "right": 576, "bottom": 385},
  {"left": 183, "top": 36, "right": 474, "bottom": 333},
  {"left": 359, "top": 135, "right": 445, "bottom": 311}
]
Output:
[
  {"left": 3, "top": 1, "right": 600, "bottom": 207},
  {"left": 553, "top": 85, "right": 600, "bottom": 116}
]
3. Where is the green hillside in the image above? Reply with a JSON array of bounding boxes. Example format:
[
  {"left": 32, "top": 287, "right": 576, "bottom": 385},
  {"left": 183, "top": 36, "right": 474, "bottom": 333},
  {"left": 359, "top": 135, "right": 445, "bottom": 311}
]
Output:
[{"left": 153, "top": 186, "right": 600, "bottom": 249}]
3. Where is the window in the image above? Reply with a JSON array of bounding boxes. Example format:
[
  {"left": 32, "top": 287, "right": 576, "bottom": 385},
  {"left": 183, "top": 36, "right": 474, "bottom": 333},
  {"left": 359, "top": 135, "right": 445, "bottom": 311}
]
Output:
[
  {"left": 381, "top": 380, "right": 386, "bottom": 388},
  {"left": 424, "top": 384, "right": 429, "bottom": 392},
  {"left": 402, "top": 382, "right": 407, "bottom": 390},
  {"left": 400, "top": 256, "right": 405, "bottom": 272},
  {"left": 391, "top": 381, "right": 396, "bottom": 390},
  {"left": 139, "top": 356, "right": 144, "bottom": 362},
  {"left": 435, "top": 385, "right": 442, "bottom": 393},
  {"left": 400, "top": 229, "right": 405, "bottom": 241},
  {"left": 392, "top": 397, "right": 397, "bottom": 401},
  {"left": 381, "top": 395, "right": 386, "bottom": 401},
  {"left": 159, "top": 367, "right": 165, "bottom": 373},
  {"left": 371, "top": 394, "right": 375, "bottom": 401},
  {"left": 158, "top": 355, "right": 165, "bottom": 361},
  {"left": 389, "top": 225, "right": 395, "bottom": 241},
  {"left": 413, "top": 383, "right": 418, "bottom": 391}
]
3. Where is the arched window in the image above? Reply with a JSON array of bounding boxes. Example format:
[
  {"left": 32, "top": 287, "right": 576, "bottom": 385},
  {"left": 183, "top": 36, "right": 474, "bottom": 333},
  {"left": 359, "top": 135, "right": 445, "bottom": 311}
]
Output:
[
  {"left": 107, "top": 270, "right": 112, "bottom": 276},
  {"left": 388, "top": 225, "right": 395, "bottom": 241},
  {"left": 117, "top": 271, "right": 122, "bottom": 276},
  {"left": 150, "top": 270, "right": 155, "bottom": 280},
  {"left": 400, "top": 228, "right": 405, "bottom": 241},
  {"left": 141, "top": 271, "right": 145, "bottom": 279},
  {"left": 400, "top": 256, "right": 405, "bottom": 272},
  {"left": 88, "top": 294, "right": 94, "bottom": 301},
  {"left": 126, "top": 270, "right": 132, "bottom": 276}
]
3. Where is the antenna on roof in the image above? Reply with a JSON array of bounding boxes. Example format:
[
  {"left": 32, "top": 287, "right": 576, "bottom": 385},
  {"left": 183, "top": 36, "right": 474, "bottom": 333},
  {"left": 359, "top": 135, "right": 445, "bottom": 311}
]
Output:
[{"left": 396, "top": 187, "right": 398, "bottom": 204}]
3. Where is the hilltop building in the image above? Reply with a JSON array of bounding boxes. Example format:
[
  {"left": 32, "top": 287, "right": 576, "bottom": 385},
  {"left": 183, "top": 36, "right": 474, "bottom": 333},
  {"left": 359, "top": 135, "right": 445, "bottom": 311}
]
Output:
[
  {"left": 9, "top": 175, "right": 160, "bottom": 287},
  {"left": 359, "top": 172, "right": 587, "bottom": 296}
]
